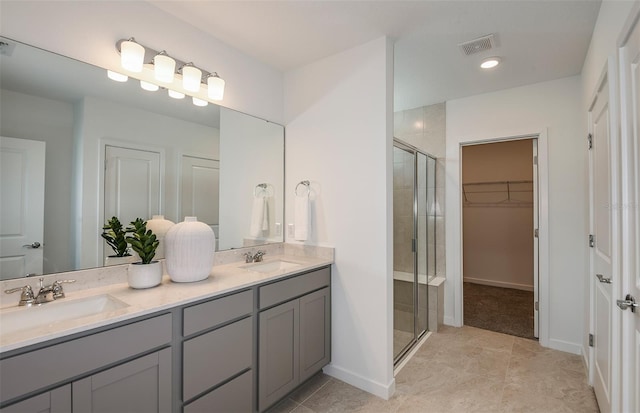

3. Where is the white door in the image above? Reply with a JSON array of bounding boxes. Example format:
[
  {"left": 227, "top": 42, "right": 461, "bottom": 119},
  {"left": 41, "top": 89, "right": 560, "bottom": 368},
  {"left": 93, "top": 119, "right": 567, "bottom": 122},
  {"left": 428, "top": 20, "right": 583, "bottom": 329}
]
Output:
[
  {"left": 618, "top": 5, "right": 640, "bottom": 411},
  {"left": 589, "top": 68, "right": 619, "bottom": 413},
  {"left": 104, "top": 146, "right": 161, "bottom": 260},
  {"left": 180, "top": 155, "right": 219, "bottom": 226},
  {"left": 0, "top": 137, "right": 45, "bottom": 280}
]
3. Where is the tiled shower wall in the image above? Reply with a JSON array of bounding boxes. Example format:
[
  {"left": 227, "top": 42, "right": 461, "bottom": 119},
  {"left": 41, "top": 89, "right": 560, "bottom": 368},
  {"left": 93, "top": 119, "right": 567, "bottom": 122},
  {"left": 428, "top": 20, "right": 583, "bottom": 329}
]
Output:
[{"left": 394, "top": 103, "right": 446, "bottom": 276}]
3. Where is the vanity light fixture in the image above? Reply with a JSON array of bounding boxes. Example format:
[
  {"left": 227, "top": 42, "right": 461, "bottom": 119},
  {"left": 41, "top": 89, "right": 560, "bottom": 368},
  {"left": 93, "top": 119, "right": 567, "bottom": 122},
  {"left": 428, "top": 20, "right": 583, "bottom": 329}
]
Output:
[
  {"left": 153, "top": 51, "right": 176, "bottom": 83},
  {"left": 140, "top": 80, "right": 159, "bottom": 92},
  {"left": 207, "top": 73, "right": 225, "bottom": 101},
  {"left": 120, "top": 38, "right": 145, "bottom": 72},
  {"left": 168, "top": 89, "right": 185, "bottom": 99},
  {"left": 192, "top": 97, "right": 208, "bottom": 107},
  {"left": 480, "top": 57, "right": 501, "bottom": 69},
  {"left": 112, "top": 37, "right": 226, "bottom": 104},
  {"left": 107, "top": 70, "right": 128, "bottom": 82},
  {"left": 181, "top": 63, "right": 202, "bottom": 92}
]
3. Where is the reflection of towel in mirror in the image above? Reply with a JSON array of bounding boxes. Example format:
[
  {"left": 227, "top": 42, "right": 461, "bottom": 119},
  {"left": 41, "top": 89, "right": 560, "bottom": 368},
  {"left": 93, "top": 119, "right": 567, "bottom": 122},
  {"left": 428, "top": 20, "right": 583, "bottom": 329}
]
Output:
[
  {"left": 294, "top": 195, "right": 309, "bottom": 241},
  {"left": 250, "top": 196, "right": 267, "bottom": 237}
]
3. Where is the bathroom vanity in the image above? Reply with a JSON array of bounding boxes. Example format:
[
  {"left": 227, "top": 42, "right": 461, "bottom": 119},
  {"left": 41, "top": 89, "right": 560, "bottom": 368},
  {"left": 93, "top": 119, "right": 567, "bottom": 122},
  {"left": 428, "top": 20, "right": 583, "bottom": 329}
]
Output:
[{"left": 0, "top": 255, "right": 332, "bottom": 413}]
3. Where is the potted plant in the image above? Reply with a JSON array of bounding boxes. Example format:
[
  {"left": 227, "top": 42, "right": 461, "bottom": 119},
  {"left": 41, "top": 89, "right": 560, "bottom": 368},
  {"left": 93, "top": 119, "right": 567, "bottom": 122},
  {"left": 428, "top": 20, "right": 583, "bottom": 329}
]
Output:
[
  {"left": 125, "top": 218, "right": 162, "bottom": 289},
  {"left": 101, "top": 216, "right": 135, "bottom": 266}
]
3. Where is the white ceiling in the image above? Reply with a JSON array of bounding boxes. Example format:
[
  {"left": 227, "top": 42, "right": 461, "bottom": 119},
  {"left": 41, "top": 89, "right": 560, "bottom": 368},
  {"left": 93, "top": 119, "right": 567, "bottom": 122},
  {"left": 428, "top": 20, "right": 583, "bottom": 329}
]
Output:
[{"left": 149, "top": 0, "right": 601, "bottom": 111}]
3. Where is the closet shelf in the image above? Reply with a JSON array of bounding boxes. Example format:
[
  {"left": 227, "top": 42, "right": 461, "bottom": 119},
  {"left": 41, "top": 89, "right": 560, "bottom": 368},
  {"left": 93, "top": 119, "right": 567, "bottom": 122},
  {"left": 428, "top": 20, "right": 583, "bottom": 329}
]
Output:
[{"left": 463, "top": 180, "right": 533, "bottom": 207}]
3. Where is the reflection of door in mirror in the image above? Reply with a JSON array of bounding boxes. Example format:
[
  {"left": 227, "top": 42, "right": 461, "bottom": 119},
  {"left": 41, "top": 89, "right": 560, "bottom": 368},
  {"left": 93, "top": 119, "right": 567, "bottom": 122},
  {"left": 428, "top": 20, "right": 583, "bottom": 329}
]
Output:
[
  {"left": 0, "top": 137, "right": 45, "bottom": 279},
  {"left": 104, "top": 145, "right": 161, "bottom": 264},
  {"left": 180, "top": 156, "right": 219, "bottom": 248}
]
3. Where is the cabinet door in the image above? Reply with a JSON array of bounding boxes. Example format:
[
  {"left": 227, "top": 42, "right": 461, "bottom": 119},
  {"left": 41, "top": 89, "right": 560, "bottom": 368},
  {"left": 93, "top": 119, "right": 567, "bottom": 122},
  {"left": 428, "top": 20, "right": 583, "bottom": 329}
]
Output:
[
  {"left": 299, "top": 287, "right": 331, "bottom": 382},
  {"left": 72, "top": 348, "right": 171, "bottom": 413},
  {"left": 0, "top": 385, "right": 70, "bottom": 413},
  {"left": 258, "top": 300, "right": 299, "bottom": 411}
]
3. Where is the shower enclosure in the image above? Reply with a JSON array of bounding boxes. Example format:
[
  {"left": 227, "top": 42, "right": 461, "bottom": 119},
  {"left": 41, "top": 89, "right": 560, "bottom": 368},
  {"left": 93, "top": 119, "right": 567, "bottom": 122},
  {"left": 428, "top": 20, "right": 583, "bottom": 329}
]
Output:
[{"left": 393, "top": 140, "right": 437, "bottom": 363}]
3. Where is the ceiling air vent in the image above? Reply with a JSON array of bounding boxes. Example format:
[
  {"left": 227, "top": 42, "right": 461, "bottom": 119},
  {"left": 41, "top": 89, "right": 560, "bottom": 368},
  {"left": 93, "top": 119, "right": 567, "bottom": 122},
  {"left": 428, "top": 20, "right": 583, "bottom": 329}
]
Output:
[{"left": 458, "top": 34, "right": 496, "bottom": 56}]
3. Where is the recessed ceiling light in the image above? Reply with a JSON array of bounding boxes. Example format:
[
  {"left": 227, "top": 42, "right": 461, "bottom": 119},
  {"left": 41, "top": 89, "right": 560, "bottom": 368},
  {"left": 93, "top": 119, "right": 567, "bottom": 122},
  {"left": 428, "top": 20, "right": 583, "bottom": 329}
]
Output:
[{"left": 481, "top": 57, "right": 501, "bottom": 69}]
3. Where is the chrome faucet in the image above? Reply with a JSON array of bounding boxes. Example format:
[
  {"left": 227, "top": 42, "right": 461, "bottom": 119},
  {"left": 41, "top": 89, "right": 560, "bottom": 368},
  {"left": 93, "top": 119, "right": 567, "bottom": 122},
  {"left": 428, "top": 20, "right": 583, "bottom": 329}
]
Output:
[
  {"left": 4, "top": 278, "right": 76, "bottom": 306},
  {"left": 253, "top": 250, "right": 266, "bottom": 262},
  {"left": 243, "top": 250, "right": 266, "bottom": 263}
]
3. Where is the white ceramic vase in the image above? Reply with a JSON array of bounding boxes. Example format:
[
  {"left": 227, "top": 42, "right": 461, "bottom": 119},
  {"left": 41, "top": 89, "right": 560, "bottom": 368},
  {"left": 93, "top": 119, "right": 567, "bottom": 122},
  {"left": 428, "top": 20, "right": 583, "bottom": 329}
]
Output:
[
  {"left": 127, "top": 261, "right": 163, "bottom": 289},
  {"left": 165, "top": 216, "right": 215, "bottom": 282},
  {"left": 104, "top": 255, "right": 136, "bottom": 267},
  {"left": 145, "top": 215, "right": 175, "bottom": 260}
]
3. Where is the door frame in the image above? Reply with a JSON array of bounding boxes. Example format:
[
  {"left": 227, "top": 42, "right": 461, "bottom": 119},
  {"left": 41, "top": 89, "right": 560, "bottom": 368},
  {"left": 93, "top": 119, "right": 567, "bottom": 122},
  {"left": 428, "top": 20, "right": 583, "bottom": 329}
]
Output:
[{"left": 447, "top": 131, "right": 549, "bottom": 346}]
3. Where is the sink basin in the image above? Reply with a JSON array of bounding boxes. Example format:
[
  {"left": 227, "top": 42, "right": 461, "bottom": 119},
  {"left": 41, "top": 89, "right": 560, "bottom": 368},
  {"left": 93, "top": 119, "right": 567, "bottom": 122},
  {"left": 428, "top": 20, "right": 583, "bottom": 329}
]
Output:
[
  {"left": 0, "top": 294, "right": 129, "bottom": 335},
  {"left": 242, "top": 260, "right": 301, "bottom": 274}
]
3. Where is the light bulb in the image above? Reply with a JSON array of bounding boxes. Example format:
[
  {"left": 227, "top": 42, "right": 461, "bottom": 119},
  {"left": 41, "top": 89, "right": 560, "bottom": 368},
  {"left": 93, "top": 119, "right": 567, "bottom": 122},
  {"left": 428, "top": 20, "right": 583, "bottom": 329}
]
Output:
[
  {"left": 154, "top": 52, "right": 175, "bottom": 83},
  {"left": 182, "top": 64, "right": 202, "bottom": 92},
  {"left": 168, "top": 89, "right": 185, "bottom": 99},
  {"left": 192, "top": 97, "right": 208, "bottom": 107},
  {"left": 207, "top": 74, "right": 225, "bottom": 101},
  {"left": 140, "top": 80, "right": 159, "bottom": 91},
  {"left": 120, "top": 39, "right": 145, "bottom": 72},
  {"left": 480, "top": 57, "right": 501, "bottom": 69},
  {"left": 107, "top": 70, "right": 128, "bottom": 82}
]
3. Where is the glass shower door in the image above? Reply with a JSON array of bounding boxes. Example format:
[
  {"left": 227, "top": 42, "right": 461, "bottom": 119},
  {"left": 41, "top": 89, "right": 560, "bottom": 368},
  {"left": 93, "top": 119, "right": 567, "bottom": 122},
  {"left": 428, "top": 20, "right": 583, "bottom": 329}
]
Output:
[
  {"left": 416, "top": 153, "right": 428, "bottom": 338},
  {"left": 393, "top": 145, "right": 416, "bottom": 360}
]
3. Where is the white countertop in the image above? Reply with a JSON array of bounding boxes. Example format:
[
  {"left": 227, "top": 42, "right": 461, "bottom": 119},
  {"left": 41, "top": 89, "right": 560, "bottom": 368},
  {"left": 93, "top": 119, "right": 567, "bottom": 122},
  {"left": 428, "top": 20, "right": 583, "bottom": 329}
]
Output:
[{"left": 0, "top": 254, "right": 332, "bottom": 354}]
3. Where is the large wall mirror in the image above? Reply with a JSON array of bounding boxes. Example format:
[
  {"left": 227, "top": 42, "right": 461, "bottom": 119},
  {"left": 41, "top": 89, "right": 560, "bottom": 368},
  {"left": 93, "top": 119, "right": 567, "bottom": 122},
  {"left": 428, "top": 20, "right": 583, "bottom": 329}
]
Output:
[{"left": 0, "top": 37, "right": 285, "bottom": 281}]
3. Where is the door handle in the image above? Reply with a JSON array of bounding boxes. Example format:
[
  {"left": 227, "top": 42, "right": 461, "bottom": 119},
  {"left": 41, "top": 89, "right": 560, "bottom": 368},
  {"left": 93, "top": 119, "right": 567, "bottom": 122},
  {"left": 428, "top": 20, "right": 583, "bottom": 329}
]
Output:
[
  {"left": 22, "top": 242, "right": 41, "bottom": 249},
  {"left": 616, "top": 294, "right": 638, "bottom": 313},
  {"left": 596, "top": 273, "right": 612, "bottom": 284}
]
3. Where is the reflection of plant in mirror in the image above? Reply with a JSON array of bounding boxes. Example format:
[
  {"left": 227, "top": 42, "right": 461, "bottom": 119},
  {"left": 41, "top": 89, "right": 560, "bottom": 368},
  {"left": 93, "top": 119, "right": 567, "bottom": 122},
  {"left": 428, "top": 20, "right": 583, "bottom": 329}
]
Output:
[
  {"left": 126, "top": 219, "right": 159, "bottom": 265},
  {"left": 101, "top": 217, "right": 132, "bottom": 257}
]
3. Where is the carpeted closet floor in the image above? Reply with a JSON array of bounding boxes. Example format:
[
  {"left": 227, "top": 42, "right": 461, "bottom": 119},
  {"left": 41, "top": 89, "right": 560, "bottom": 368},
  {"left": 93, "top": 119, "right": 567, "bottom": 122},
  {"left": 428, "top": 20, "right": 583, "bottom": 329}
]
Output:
[{"left": 463, "top": 282, "right": 535, "bottom": 339}]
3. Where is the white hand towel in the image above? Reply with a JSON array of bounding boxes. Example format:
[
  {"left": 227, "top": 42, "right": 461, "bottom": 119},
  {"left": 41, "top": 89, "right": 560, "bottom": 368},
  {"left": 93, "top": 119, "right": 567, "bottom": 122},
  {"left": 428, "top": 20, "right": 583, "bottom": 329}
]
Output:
[
  {"left": 294, "top": 195, "right": 309, "bottom": 241},
  {"left": 250, "top": 196, "right": 265, "bottom": 237},
  {"left": 262, "top": 198, "right": 269, "bottom": 231}
]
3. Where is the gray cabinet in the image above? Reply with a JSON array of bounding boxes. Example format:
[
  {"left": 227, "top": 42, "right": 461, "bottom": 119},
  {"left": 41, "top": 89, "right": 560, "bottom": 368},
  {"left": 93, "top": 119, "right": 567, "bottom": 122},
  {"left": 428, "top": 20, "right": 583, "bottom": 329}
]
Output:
[
  {"left": 258, "top": 267, "right": 331, "bottom": 412},
  {"left": 73, "top": 348, "right": 172, "bottom": 413},
  {"left": 182, "top": 290, "right": 254, "bottom": 412},
  {"left": 0, "top": 385, "right": 70, "bottom": 413},
  {"left": 0, "top": 314, "right": 172, "bottom": 412}
]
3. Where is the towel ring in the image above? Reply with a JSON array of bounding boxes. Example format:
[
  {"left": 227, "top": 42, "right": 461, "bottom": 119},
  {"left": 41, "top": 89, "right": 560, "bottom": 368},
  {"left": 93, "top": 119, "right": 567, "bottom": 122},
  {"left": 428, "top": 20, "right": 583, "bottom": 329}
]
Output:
[
  {"left": 295, "top": 180, "right": 310, "bottom": 196},
  {"left": 254, "top": 183, "right": 272, "bottom": 198}
]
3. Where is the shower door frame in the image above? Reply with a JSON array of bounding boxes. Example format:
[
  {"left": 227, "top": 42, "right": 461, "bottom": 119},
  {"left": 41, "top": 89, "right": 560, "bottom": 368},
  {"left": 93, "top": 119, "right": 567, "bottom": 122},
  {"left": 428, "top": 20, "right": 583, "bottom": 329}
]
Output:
[{"left": 393, "top": 139, "right": 436, "bottom": 364}]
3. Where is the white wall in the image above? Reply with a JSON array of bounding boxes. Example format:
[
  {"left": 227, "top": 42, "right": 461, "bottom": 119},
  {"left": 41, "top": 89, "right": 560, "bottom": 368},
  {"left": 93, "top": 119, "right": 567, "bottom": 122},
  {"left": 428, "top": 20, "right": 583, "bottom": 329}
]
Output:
[
  {"left": 0, "top": 89, "right": 74, "bottom": 274},
  {"left": 0, "top": 0, "right": 284, "bottom": 124},
  {"left": 219, "top": 108, "right": 284, "bottom": 250},
  {"left": 284, "top": 37, "right": 395, "bottom": 398},
  {"left": 578, "top": 0, "right": 636, "bottom": 365},
  {"left": 77, "top": 97, "right": 218, "bottom": 269},
  {"left": 446, "top": 75, "right": 586, "bottom": 354}
]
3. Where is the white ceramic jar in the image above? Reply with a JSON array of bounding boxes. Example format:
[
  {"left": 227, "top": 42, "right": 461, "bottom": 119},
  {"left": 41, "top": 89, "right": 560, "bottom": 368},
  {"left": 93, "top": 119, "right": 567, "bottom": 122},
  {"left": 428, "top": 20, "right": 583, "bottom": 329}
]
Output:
[
  {"left": 164, "top": 217, "right": 215, "bottom": 282},
  {"left": 145, "top": 215, "right": 175, "bottom": 260}
]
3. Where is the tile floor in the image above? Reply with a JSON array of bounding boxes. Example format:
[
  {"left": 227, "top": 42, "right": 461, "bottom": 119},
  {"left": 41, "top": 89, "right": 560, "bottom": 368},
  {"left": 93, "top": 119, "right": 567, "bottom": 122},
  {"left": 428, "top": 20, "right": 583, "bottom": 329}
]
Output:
[{"left": 267, "top": 325, "right": 599, "bottom": 413}]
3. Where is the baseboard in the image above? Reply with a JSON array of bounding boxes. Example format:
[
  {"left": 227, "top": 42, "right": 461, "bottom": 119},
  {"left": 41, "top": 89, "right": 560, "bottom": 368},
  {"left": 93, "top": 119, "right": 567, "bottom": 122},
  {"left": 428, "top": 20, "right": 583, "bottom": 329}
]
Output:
[
  {"left": 464, "top": 277, "right": 534, "bottom": 292},
  {"left": 322, "top": 364, "right": 395, "bottom": 400},
  {"left": 547, "top": 338, "right": 582, "bottom": 355}
]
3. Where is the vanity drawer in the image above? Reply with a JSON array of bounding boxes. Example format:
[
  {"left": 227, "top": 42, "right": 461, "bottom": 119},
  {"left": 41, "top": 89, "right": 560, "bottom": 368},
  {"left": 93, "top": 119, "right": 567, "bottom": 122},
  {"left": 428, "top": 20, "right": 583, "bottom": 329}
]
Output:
[
  {"left": 183, "top": 370, "right": 252, "bottom": 413},
  {"left": 183, "top": 316, "right": 252, "bottom": 402},
  {"left": 0, "top": 313, "right": 172, "bottom": 405},
  {"left": 183, "top": 290, "right": 253, "bottom": 336},
  {"left": 259, "top": 266, "right": 330, "bottom": 309}
]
